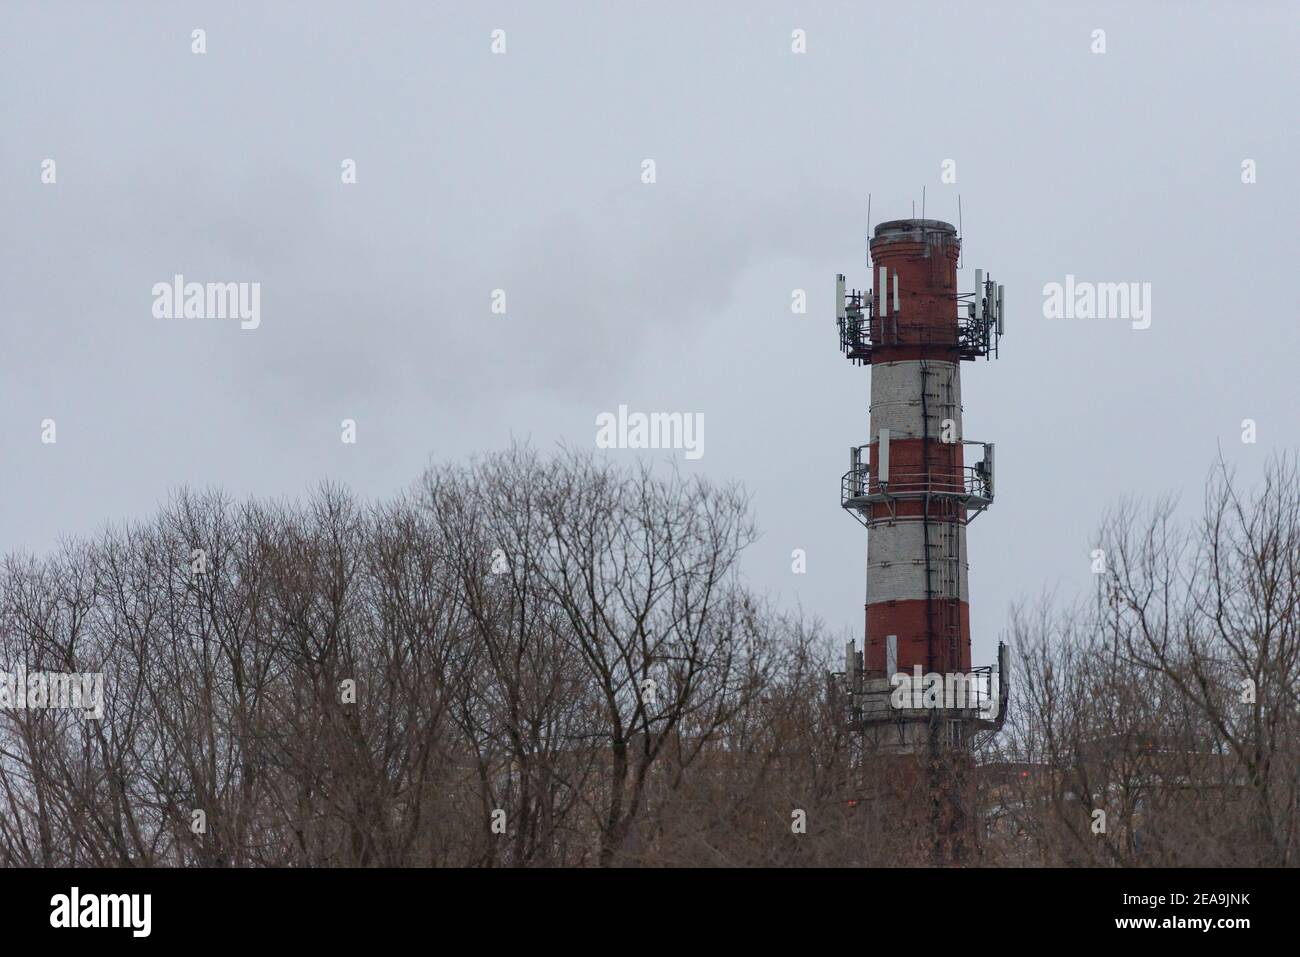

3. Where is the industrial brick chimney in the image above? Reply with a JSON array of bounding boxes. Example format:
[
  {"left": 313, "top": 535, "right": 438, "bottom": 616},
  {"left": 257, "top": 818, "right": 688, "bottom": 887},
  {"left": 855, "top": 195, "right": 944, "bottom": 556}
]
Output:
[{"left": 835, "top": 218, "right": 1007, "bottom": 756}]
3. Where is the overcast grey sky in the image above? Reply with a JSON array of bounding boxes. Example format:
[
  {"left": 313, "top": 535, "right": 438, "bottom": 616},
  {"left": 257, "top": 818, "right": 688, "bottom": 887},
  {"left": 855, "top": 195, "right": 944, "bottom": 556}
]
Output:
[{"left": 3, "top": 1, "right": 1298, "bottom": 665}]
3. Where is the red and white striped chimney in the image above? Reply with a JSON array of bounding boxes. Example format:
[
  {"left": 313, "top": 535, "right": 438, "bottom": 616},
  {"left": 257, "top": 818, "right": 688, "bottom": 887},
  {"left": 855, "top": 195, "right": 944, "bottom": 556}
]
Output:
[{"left": 838, "top": 218, "right": 1000, "bottom": 685}]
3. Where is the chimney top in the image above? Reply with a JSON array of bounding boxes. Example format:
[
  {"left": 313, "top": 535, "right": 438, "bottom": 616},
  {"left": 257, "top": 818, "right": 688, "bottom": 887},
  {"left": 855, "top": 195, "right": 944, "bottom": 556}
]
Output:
[{"left": 872, "top": 219, "right": 958, "bottom": 244}]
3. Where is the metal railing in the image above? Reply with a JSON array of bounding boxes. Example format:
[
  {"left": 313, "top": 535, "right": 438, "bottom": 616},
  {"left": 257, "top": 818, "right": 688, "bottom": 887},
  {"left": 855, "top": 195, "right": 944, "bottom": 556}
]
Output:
[
  {"left": 837, "top": 298, "right": 999, "bottom": 361},
  {"left": 841, "top": 464, "right": 993, "bottom": 507}
]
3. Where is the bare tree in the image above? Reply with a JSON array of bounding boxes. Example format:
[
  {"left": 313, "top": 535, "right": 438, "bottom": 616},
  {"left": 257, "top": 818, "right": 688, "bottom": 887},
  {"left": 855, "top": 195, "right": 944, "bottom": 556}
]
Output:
[
  {"left": 990, "top": 455, "right": 1300, "bottom": 866},
  {"left": 2, "top": 447, "right": 1295, "bottom": 867}
]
